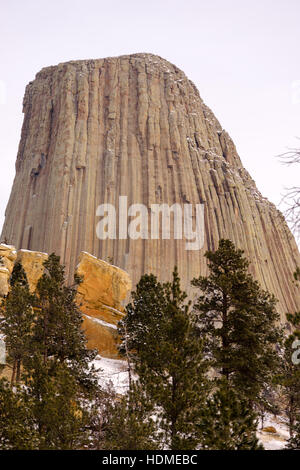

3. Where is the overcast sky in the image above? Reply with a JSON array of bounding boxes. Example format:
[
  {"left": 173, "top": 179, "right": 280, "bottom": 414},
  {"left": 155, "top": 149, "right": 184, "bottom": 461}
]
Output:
[{"left": 0, "top": 0, "right": 299, "bottom": 239}]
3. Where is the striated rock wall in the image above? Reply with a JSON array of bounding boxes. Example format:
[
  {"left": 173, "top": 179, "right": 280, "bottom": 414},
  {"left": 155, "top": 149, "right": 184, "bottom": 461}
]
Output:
[
  {"left": 0, "top": 245, "right": 131, "bottom": 357},
  {"left": 1, "top": 53, "right": 300, "bottom": 319}
]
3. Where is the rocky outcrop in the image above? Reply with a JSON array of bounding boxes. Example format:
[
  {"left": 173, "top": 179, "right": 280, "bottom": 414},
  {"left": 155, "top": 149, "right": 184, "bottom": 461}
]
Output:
[
  {"left": 1, "top": 53, "right": 299, "bottom": 319},
  {"left": 16, "top": 249, "right": 48, "bottom": 292},
  {"left": 0, "top": 245, "right": 17, "bottom": 296},
  {"left": 76, "top": 251, "right": 131, "bottom": 357},
  {"left": 0, "top": 246, "right": 47, "bottom": 296},
  {"left": 0, "top": 245, "right": 131, "bottom": 357}
]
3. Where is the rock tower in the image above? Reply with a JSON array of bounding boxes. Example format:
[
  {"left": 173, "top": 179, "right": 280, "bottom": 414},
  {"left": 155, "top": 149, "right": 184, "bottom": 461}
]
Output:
[{"left": 1, "top": 53, "right": 299, "bottom": 318}]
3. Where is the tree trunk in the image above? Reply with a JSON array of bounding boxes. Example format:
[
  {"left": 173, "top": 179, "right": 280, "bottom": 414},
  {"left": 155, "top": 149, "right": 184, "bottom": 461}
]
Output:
[
  {"left": 124, "top": 325, "right": 132, "bottom": 391},
  {"left": 171, "top": 376, "right": 178, "bottom": 450},
  {"left": 221, "top": 293, "right": 230, "bottom": 381},
  {"left": 289, "top": 396, "right": 295, "bottom": 437},
  {"left": 10, "top": 360, "right": 16, "bottom": 387},
  {"left": 16, "top": 358, "right": 21, "bottom": 383}
]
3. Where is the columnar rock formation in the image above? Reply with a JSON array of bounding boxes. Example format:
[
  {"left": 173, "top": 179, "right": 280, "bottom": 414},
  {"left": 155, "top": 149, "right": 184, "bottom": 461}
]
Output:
[{"left": 1, "top": 53, "right": 300, "bottom": 319}]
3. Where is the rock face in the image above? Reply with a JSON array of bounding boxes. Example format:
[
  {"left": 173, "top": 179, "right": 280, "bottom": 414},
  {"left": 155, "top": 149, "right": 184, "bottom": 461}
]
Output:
[
  {"left": 76, "top": 251, "right": 131, "bottom": 357},
  {"left": 16, "top": 249, "right": 48, "bottom": 292},
  {"left": 0, "top": 245, "right": 131, "bottom": 357},
  {"left": 0, "top": 245, "right": 17, "bottom": 296},
  {"left": 1, "top": 53, "right": 300, "bottom": 319}
]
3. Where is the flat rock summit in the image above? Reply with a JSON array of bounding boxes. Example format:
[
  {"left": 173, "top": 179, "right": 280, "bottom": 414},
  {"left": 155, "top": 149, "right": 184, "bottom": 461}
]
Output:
[{"left": 1, "top": 53, "right": 299, "bottom": 318}]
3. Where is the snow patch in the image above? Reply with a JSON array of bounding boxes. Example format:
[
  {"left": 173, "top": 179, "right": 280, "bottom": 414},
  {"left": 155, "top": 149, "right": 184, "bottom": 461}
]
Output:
[
  {"left": 19, "top": 249, "right": 48, "bottom": 256},
  {"left": 94, "top": 355, "right": 129, "bottom": 394},
  {"left": 0, "top": 267, "right": 9, "bottom": 274},
  {"left": 257, "top": 413, "right": 289, "bottom": 450},
  {"left": 84, "top": 314, "right": 117, "bottom": 330},
  {"left": 79, "top": 252, "right": 121, "bottom": 270},
  {"left": 101, "top": 304, "right": 124, "bottom": 317},
  {"left": 80, "top": 251, "right": 98, "bottom": 260}
]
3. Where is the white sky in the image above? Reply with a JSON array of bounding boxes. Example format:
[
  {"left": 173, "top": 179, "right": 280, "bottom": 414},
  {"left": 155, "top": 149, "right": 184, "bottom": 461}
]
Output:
[{"left": 0, "top": 0, "right": 299, "bottom": 238}]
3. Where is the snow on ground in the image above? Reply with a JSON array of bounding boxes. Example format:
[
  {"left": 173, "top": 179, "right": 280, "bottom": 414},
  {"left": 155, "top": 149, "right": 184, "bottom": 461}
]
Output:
[
  {"left": 257, "top": 413, "right": 289, "bottom": 450},
  {"left": 93, "top": 355, "right": 129, "bottom": 395},
  {"left": 92, "top": 357, "right": 290, "bottom": 450}
]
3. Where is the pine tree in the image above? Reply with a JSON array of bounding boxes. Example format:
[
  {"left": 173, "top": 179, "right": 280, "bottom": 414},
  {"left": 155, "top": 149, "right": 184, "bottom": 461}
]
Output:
[
  {"left": 0, "top": 378, "right": 38, "bottom": 450},
  {"left": 287, "top": 415, "right": 300, "bottom": 449},
  {"left": 0, "top": 262, "right": 35, "bottom": 386},
  {"left": 22, "top": 253, "right": 100, "bottom": 448},
  {"left": 98, "top": 382, "right": 159, "bottom": 450},
  {"left": 256, "top": 384, "right": 280, "bottom": 430},
  {"left": 0, "top": 253, "right": 101, "bottom": 449},
  {"left": 32, "top": 253, "right": 97, "bottom": 388},
  {"left": 22, "top": 357, "right": 90, "bottom": 450},
  {"left": 275, "top": 311, "right": 300, "bottom": 437},
  {"left": 118, "top": 273, "right": 167, "bottom": 363},
  {"left": 275, "top": 268, "right": 300, "bottom": 438},
  {"left": 86, "top": 382, "right": 118, "bottom": 450},
  {"left": 200, "top": 380, "right": 263, "bottom": 450},
  {"left": 119, "top": 267, "right": 209, "bottom": 450},
  {"left": 192, "top": 239, "right": 283, "bottom": 405}
]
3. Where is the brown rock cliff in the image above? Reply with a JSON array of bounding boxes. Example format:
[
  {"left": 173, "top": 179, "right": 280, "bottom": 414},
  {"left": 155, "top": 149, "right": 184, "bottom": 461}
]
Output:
[{"left": 1, "top": 54, "right": 299, "bottom": 319}]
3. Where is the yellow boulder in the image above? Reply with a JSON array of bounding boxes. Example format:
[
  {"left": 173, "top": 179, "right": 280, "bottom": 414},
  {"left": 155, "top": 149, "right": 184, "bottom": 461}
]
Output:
[
  {"left": 17, "top": 249, "right": 48, "bottom": 292},
  {"left": 0, "top": 244, "right": 17, "bottom": 296},
  {"left": 76, "top": 252, "right": 132, "bottom": 357}
]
